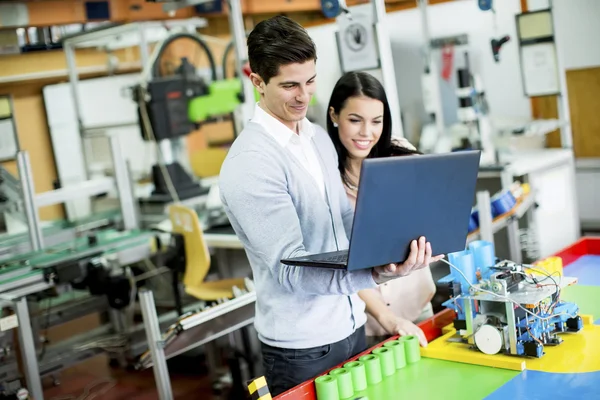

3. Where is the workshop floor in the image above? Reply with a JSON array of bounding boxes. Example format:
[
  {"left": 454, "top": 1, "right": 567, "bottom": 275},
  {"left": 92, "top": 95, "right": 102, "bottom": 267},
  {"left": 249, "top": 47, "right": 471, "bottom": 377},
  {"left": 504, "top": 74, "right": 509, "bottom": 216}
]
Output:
[{"left": 41, "top": 358, "right": 222, "bottom": 400}]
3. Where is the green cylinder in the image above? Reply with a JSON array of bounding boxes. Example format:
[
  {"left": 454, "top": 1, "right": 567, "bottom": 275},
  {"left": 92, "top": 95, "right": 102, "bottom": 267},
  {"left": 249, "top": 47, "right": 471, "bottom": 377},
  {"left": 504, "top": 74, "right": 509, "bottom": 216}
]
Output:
[
  {"left": 372, "top": 347, "right": 395, "bottom": 377},
  {"left": 358, "top": 354, "right": 382, "bottom": 385},
  {"left": 329, "top": 368, "right": 353, "bottom": 399},
  {"left": 399, "top": 335, "right": 421, "bottom": 363},
  {"left": 343, "top": 361, "right": 367, "bottom": 392},
  {"left": 315, "top": 375, "right": 339, "bottom": 400},
  {"left": 383, "top": 340, "right": 407, "bottom": 369}
]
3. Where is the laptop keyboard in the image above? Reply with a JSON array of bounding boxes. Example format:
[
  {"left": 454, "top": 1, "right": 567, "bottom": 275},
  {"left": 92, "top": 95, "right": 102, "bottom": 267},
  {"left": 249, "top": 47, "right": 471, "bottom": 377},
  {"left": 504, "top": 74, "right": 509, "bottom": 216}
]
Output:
[{"left": 323, "top": 253, "right": 349, "bottom": 263}]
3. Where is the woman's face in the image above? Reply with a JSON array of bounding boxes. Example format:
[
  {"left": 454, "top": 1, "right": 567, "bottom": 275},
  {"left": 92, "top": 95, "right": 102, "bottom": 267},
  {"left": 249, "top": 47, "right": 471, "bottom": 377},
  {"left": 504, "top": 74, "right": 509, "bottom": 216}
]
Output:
[{"left": 331, "top": 96, "right": 384, "bottom": 161}]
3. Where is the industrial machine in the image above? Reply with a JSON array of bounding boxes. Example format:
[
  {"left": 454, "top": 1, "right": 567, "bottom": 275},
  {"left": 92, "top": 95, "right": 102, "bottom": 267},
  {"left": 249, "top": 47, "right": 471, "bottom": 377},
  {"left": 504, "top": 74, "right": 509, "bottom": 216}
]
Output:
[
  {"left": 440, "top": 240, "right": 582, "bottom": 358},
  {"left": 131, "top": 31, "right": 242, "bottom": 205}
]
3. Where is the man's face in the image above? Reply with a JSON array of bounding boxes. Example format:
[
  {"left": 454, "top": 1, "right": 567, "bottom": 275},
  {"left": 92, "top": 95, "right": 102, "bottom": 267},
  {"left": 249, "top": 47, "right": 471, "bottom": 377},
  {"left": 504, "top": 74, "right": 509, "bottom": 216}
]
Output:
[{"left": 251, "top": 60, "right": 317, "bottom": 131}]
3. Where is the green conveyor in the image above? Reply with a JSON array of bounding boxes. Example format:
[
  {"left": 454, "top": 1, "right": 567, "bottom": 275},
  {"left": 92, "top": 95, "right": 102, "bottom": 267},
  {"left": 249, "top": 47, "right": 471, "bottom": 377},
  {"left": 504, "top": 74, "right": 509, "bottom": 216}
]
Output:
[
  {"left": 0, "top": 208, "right": 121, "bottom": 249},
  {"left": 0, "top": 228, "right": 153, "bottom": 287}
]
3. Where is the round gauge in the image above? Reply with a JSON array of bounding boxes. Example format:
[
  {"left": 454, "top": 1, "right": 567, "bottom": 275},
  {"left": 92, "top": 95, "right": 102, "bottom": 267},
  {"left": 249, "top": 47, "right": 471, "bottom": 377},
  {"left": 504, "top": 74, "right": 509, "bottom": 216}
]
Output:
[{"left": 344, "top": 23, "right": 368, "bottom": 52}]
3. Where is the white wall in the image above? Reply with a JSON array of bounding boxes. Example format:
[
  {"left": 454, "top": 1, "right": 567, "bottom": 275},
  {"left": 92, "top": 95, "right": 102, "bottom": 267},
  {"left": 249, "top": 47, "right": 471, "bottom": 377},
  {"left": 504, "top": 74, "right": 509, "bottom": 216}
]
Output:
[
  {"left": 551, "top": 0, "right": 600, "bottom": 229},
  {"left": 308, "top": 0, "right": 532, "bottom": 142},
  {"left": 307, "top": 23, "right": 343, "bottom": 128},
  {"left": 553, "top": 0, "right": 600, "bottom": 71},
  {"left": 387, "top": 0, "right": 531, "bottom": 138}
]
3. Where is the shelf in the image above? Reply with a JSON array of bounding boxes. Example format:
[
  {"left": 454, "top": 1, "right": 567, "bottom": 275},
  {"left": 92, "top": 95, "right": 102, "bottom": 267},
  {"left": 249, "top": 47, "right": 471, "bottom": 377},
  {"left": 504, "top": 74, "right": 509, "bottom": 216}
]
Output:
[
  {"left": 0, "top": 61, "right": 141, "bottom": 85},
  {"left": 467, "top": 193, "right": 536, "bottom": 243}
]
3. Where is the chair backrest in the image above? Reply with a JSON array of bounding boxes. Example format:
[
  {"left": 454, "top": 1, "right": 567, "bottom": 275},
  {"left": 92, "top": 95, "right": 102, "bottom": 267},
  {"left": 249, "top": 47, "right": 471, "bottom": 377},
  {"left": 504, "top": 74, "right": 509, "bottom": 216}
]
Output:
[{"left": 168, "top": 204, "right": 211, "bottom": 289}]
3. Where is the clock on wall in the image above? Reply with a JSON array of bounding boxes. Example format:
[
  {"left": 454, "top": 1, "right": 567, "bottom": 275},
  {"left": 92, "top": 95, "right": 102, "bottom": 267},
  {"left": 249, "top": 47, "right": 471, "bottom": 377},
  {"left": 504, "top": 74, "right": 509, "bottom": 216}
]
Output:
[{"left": 344, "top": 23, "right": 368, "bottom": 52}]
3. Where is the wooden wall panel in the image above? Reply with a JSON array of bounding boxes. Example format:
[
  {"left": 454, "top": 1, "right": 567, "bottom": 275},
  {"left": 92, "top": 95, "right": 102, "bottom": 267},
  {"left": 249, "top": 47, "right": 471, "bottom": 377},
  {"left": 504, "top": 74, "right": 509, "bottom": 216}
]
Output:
[
  {"left": 566, "top": 67, "right": 600, "bottom": 158},
  {"left": 26, "top": 1, "right": 86, "bottom": 26},
  {"left": 0, "top": 83, "right": 64, "bottom": 220},
  {"left": 530, "top": 95, "right": 561, "bottom": 148}
]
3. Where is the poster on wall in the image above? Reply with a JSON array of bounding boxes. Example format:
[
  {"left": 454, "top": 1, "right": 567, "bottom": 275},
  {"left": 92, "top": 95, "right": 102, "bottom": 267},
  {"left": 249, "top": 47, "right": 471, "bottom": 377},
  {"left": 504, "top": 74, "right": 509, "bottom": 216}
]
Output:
[
  {"left": 336, "top": 11, "right": 380, "bottom": 73},
  {"left": 0, "top": 96, "right": 19, "bottom": 162},
  {"left": 521, "top": 42, "right": 560, "bottom": 96}
]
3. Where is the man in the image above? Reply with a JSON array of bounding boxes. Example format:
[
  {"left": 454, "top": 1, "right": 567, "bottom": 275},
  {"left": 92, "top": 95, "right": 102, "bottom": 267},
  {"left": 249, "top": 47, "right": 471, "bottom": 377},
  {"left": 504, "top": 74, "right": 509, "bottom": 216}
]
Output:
[{"left": 219, "top": 15, "right": 442, "bottom": 395}]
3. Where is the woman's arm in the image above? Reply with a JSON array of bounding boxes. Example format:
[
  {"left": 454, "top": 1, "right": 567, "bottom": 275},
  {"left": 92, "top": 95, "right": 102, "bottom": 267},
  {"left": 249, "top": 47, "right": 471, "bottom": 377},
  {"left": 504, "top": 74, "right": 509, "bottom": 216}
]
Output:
[{"left": 358, "top": 288, "right": 428, "bottom": 347}]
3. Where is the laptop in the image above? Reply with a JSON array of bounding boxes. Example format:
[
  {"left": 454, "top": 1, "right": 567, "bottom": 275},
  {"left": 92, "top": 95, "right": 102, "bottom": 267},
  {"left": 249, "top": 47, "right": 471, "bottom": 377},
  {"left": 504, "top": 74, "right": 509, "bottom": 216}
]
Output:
[{"left": 280, "top": 150, "right": 481, "bottom": 270}]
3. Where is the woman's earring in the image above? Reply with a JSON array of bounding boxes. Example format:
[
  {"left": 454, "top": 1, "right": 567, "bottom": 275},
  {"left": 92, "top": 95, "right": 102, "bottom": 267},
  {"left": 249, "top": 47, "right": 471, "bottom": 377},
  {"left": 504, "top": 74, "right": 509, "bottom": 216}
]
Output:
[{"left": 333, "top": 122, "right": 338, "bottom": 128}]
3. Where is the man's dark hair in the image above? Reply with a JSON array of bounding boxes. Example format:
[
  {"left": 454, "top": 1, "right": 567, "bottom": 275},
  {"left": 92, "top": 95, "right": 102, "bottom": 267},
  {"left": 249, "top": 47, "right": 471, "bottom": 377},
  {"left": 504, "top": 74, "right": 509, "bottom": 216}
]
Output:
[{"left": 247, "top": 15, "right": 317, "bottom": 84}]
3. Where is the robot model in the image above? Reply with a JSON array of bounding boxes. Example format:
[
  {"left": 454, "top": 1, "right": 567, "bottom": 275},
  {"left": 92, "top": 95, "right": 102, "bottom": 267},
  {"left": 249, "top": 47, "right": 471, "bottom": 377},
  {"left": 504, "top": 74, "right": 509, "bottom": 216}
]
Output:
[{"left": 439, "top": 241, "right": 583, "bottom": 358}]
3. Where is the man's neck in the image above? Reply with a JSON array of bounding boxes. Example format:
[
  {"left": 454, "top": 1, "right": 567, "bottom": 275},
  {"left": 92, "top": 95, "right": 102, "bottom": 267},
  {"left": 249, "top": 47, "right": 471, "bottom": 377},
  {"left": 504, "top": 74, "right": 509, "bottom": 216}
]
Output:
[{"left": 258, "top": 101, "right": 299, "bottom": 134}]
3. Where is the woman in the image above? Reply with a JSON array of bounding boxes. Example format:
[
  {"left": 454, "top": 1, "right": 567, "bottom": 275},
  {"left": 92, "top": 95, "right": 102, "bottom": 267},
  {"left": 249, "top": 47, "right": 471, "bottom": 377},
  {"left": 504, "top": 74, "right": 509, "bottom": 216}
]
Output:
[{"left": 326, "top": 71, "right": 435, "bottom": 347}]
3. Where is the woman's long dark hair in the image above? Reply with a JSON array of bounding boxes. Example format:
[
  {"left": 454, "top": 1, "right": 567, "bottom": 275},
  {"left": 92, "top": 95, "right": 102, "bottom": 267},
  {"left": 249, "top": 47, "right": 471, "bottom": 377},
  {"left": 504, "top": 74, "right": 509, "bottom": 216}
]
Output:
[{"left": 326, "top": 71, "right": 420, "bottom": 187}]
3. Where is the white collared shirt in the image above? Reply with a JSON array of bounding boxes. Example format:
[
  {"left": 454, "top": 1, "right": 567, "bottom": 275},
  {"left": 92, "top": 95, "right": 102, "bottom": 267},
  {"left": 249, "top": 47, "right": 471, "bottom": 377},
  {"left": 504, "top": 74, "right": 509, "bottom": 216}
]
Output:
[{"left": 251, "top": 103, "right": 326, "bottom": 200}]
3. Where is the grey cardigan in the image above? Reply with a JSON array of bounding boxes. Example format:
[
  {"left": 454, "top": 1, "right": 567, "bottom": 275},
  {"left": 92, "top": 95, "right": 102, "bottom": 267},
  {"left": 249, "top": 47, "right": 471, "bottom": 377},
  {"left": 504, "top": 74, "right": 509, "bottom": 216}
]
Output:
[{"left": 219, "top": 121, "right": 377, "bottom": 349}]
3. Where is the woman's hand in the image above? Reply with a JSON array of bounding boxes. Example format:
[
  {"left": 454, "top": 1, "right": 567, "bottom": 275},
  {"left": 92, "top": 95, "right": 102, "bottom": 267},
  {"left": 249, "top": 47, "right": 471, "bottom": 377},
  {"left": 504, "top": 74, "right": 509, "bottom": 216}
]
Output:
[{"left": 379, "top": 313, "right": 428, "bottom": 347}]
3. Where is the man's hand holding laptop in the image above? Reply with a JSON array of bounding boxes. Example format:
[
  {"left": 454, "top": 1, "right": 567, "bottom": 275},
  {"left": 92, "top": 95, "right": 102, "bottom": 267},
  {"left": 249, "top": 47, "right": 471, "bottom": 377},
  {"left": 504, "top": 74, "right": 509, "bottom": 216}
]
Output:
[{"left": 372, "top": 236, "right": 444, "bottom": 284}]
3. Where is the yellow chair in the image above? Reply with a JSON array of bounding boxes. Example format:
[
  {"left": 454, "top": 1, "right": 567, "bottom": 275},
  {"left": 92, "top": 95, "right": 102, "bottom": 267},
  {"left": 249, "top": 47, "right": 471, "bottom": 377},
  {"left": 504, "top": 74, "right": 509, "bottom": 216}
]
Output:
[{"left": 169, "top": 204, "right": 246, "bottom": 300}]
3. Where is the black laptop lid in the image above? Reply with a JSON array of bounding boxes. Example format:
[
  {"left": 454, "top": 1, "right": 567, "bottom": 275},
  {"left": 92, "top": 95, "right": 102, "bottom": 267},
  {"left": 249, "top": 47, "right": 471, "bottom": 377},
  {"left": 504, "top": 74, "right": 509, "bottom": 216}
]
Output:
[{"left": 346, "top": 150, "right": 480, "bottom": 271}]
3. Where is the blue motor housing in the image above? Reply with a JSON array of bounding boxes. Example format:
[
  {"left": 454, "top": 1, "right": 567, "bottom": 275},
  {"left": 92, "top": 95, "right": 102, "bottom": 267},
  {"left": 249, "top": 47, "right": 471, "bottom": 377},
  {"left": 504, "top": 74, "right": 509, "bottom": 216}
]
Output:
[{"left": 321, "top": 0, "right": 342, "bottom": 18}]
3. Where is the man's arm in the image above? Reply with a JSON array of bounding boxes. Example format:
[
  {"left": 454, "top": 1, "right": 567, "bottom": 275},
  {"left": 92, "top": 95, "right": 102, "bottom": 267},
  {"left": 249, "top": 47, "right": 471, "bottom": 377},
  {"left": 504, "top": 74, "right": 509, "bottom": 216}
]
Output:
[
  {"left": 340, "top": 186, "right": 354, "bottom": 240},
  {"left": 220, "top": 150, "right": 377, "bottom": 296}
]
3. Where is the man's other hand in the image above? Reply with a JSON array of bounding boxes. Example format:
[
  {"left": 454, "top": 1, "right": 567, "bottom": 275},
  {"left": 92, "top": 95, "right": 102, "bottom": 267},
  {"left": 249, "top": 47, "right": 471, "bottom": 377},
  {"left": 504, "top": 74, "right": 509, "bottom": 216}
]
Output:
[{"left": 372, "top": 236, "right": 444, "bottom": 284}]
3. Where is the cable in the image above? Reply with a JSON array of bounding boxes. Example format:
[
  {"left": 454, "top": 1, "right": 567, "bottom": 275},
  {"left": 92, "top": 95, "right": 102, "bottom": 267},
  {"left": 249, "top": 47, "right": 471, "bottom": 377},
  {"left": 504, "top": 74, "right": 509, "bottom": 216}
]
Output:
[
  {"left": 137, "top": 88, "right": 181, "bottom": 204},
  {"left": 50, "top": 377, "right": 116, "bottom": 400},
  {"left": 440, "top": 258, "right": 576, "bottom": 322},
  {"left": 150, "top": 32, "right": 217, "bottom": 81}
]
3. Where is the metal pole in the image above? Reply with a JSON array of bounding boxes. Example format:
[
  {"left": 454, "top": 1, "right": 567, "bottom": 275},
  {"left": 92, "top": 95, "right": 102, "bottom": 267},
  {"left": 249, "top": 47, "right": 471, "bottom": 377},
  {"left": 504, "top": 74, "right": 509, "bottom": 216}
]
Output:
[
  {"left": 371, "top": 0, "right": 404, "bottom": 138},
  {"left": 476, "top": 190, "right": 494, "bottom": 245},
  {"left": 109, "top": 135, "right": 140, "bottom": 230},
  {"left": 138, "top": 23, "right": 150, "bottom": 68},
  {"left": 418, "top": 0, "right": 431, "bottom": 68},
  {"left": 501, "top": 171, "right": 522, "bottom": 263},
  {"left": 139, "top": 289, "right": 173, "bottom": 400},
  {"left": 64, "top": 41, "right": 90, "bottom": 184},
  {"left": 417, "top": 0, "right": 445, "bottom": 137},
  {"left": 17, "top": 151, "right": 43, "bottom": 251},
  {"left": 227, "top": 0, "right": 254, "bottom": 125},
  {"left": 65, "top": 43, "right": 84, "bottom": 140},
  {"left": 15, "top": 297, "right": 44, "bottom": 400},
  {"left": 549, "top": 5, "right": 573, "bottom": 149}
]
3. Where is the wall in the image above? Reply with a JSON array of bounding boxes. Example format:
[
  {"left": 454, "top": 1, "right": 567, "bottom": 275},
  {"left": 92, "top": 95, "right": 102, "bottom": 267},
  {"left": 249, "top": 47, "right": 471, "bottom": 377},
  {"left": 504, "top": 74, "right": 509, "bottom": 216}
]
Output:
[
  {"left": 551, "top": 0, "right": 600, "bottom": 229},
  {"left": 552, "top": 0, "right": 600, "bottom": 71},
  {"left": 308, "top": 0, "right": 531, "bottom": 143},
  {"left": 388, "top": 0, "right": 531, "bottom": 137}
]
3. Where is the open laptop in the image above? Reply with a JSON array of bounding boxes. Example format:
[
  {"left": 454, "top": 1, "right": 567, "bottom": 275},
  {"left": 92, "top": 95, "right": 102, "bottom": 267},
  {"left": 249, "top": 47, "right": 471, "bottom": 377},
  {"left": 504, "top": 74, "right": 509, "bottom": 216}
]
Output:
[{"left": 280, "top": 150, "right": 481, "bottom": 270}]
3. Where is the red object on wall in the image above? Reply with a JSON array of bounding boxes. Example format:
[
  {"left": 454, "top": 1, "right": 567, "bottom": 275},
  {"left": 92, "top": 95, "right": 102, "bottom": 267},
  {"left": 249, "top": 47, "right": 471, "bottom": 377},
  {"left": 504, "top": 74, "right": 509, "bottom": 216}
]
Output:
[
  {"left": 441, "top": 44, "right": 454, "bottom": 82},
  {"left": 242, "top": 62, "right": 252, "bottom": 77}
]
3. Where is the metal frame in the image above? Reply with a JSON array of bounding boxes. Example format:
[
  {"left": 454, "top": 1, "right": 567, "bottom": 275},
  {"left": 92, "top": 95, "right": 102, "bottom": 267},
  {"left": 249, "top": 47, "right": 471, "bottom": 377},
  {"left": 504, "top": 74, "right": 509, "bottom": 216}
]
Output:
[
  {"left": 138, "top": 289, "right": 256, "bottom": 399},
  {"left": 140, "top": 289, "right": 173, "bottom": 400},
  {"left": 226, "top": 0, "right": 255, "bottom": 125},
  {"left": 335, "top": 0, "right": 404, "bottom": 137},
  {"left": 16, "top": 135, "right": 140, "bottom": 253},
  {"left": 61, "top": 19, "right": 208, "bottom": 183},
  {"left": 469, "top": 187, "right": 538, "bottom": 263},
  {"left": 15, "top": 297, "right": 43, "bottom": 400},
  {"left": 371, "top": 0, "right": 404, "bottom": 138}
]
